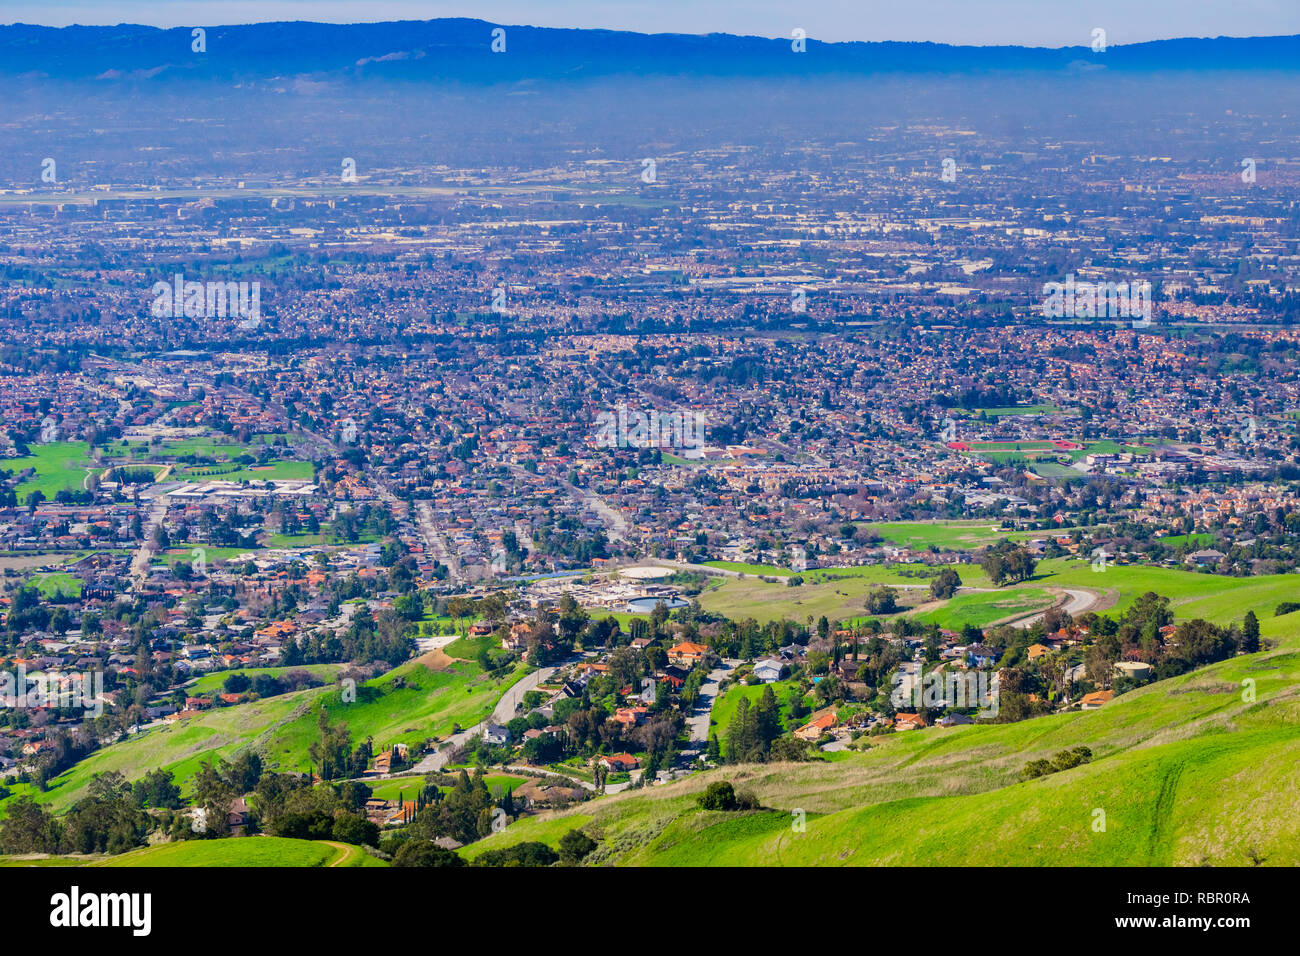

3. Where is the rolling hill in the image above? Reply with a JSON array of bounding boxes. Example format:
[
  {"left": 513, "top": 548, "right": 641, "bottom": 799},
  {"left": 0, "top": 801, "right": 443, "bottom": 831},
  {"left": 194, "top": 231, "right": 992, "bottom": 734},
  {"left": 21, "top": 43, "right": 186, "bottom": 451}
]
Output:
[{"left": 460, "top": 567, "right": 1300, "bottom": 866}]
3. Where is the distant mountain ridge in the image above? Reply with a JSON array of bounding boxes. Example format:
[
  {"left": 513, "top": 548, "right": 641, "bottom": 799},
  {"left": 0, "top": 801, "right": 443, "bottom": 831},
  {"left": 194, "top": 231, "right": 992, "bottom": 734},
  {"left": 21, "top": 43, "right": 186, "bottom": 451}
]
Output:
[{"left": 1, "top": 19, "right": 1298, "bottom": 82}]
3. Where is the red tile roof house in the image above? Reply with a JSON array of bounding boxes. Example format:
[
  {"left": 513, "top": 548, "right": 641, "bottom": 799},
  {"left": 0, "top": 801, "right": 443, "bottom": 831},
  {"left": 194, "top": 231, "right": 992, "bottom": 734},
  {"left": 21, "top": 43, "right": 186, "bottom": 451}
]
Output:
[
  {"left": 613, "top": 706, "right": 648, "bottom": 727},
  {"left": 597, "top": 753, "right": 639, "bottom": 771},
  {"left": 667, "top": 641, "right": 709, "bottom": 667},
  {"left": 794, "top": 712, "right": 839, "bottom": 742},
  {"left": 894, "top": 712, "right": 929, "bottom": 731}
]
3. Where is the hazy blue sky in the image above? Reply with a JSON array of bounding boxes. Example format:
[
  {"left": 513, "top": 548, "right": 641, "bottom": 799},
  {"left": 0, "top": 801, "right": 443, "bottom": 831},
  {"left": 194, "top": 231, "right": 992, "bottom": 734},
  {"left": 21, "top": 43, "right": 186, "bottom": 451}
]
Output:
[{"left": 2, "top": 1, "right": 1297, "bottom": 46}]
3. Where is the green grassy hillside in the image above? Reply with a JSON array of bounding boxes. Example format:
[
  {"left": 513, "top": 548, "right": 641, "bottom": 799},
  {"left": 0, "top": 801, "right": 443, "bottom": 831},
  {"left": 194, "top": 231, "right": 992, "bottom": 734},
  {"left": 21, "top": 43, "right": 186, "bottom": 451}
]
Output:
[
  {"left": 462, "top": 595, "right": 1300, "bottom": 866},
  {"left": 0, "top": 837, "right": 385, "bottom": 867},
  {"left": 0, "top": 655, "right": 531, "bottom": 818}
]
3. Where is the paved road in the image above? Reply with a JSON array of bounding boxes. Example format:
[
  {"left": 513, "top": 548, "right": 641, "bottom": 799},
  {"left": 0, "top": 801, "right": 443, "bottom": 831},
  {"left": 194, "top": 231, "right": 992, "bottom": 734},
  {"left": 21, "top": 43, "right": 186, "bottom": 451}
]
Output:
[
  {"left": 1011, "top": 588, "right": 1100, "bottom": 629},
  {"left": 507, "top": 460, "right": 628, "bottom": 544},
  {"left": 416, "top": 501, "right": 462, "bottom": 584},
  {"left": 684, "top": 658, "right": 737, "bottom": 752},
  {"left": 411, "top": 657, "right": 575, "bottom": 773},
  {"left": 128, "top": 495, "right": 171, "bottom": 589}
]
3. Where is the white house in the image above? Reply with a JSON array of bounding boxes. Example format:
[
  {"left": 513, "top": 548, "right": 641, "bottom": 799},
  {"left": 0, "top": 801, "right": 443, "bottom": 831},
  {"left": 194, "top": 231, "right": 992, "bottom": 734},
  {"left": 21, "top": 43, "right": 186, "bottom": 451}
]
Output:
[{"left": 753, "top": 659, "right": 784, "bottom": 683}]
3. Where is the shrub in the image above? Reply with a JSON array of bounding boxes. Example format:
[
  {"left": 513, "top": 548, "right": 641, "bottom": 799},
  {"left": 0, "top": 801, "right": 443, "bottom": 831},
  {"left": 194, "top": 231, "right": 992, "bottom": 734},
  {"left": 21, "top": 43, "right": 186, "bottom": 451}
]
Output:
[
  {"left": 696, "top": 781, "right": 738, "bottom": 811},
  {"left": 331, "top": 813, "right": 380, "bottom": 847},
  {"left": 472, "top": 841, "right": 559, "bottom": 867},
  {"left": 392, "top": 840, "right": 465, "bottom": 867},
  {"left": 558, "top": 828, "right": 598, "bottom": 865}
]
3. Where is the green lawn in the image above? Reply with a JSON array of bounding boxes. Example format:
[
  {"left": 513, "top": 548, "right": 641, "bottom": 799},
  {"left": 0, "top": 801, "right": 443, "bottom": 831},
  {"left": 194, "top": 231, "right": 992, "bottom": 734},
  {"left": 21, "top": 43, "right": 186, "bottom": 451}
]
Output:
[
  {"left": 708, "top": 678, "right": 803, "bottom": 740},
  {"left": 155, "top": 546, "right": 254, "bottom": 568},
  {"left": 89, "top": 837, "right": 384, "bottom": 867},
  {"left": 98, "top": 436, "right": 292, "bottom": 460},
  {"left": 173, "top": 460, "right": 314, "bottom": 483},
  {"left": 975, "top": 404, "right": 1062, "bottom": 416},
  {"left": 5, "top": 441, "right": 94, "bottom": 503},
  {"left": 1031, "top": 462, "right": 1082, "bottom": 478},
  {"left": 863, "top": 521, "right": 1036, "bottom": 551},
  {"left": 915, "top": 587, "right": 1055, "bottom": 629},
  {"left": 28, "top": 571, "right": 83, "bottom": 599}
]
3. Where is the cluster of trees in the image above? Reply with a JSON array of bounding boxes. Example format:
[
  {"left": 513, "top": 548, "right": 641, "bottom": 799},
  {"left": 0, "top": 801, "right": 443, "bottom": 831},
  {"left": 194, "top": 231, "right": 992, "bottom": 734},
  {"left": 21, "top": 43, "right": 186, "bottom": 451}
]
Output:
[
  {"left": 390, "top": 830, "right": 596, "bottom": 868},
  {"left": 533, "top": 523, "right": 609, "bottom": 564},
  {"left": 721, "top": 685, "right": 817, "bottom": 763},
  {"left": 280, "top": 605, "right": 413, "bottom": 667},
  {"left": 307, "top": 710, "right": 373, "bottom": 781},
  {"left": 402, "top": 769, "right": 505, "bottom": 846},
  {"left": 1077, "top": 594, "right": 1258, "bottom": 685},
  {"left": 0, "top": 757, "right": 362, "bottom": 858},
  {"left": 554, "top": 694, "right": 684, "bottom": 780},
  {"left": 865, "top": 587, "right": 900, "bottom": 615},
  {"left": 980, "top": 541, "right": 1037, "bottom": 586},
  {"left": 724, "top": 688, "right": 782, "bottom": 762},
  {"left": 0, "top": 771, "right": 148, "bottom": 856},
  {"left": 929, "top": 567, "right": 962, "bottom": 600},
  {"left": 222, "top": 669, "right": 324, "bottom": 698}
]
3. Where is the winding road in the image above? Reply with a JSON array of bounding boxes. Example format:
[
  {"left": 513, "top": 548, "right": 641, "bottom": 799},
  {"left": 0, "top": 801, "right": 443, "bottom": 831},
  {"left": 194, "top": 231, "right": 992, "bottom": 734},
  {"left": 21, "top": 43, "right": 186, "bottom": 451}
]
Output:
[{"left": 410, "top": 656, "right": 579, "bottom": 773}]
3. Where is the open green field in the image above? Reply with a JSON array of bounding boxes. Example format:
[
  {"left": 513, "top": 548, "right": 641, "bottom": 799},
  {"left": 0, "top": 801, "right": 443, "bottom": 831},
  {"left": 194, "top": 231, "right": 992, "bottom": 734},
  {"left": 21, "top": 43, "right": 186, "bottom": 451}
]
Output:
[
  {"left": 965, "top": 441, "right": 1056, "bottom": 453},
  {"left": 975, "top": 404, "right": 1061, "bottom": 416},
  {"left": 173, "top": 460, "right": 313, "bottom": 483},
  {"left": 1030, "top": 462, "right": 1082, "bottom": 479},
  {"left": 5, "top": 441, "right": 94, "bottom": 502},
  {"left": 966, "top": 439, "right": 1150, "bottom": 466},
  {"left": 27, "top": 571, "right": 83, "bottom": 599},
  {"left": 914, "top": 587, "right": 1056, "bottom": 629},
  {"left": 1069, "top": 440, "right": 1151, "bottom": 460},
  {"left": 0, "top": 837, "right": 384, "bottom": 868},
  {"left": 699, "top": 558, "right": 1004, "bottom": 625},
  {"left": 863, "top": 521, "right": 1035, "bottom": 551},
  {"left": 698, "top": 572, "right": 934, "bottom": 625},
  {"left": 798, "top": 562, "right": 997, "bottom": 589},
  {"left": 1155, "top": 533, "right": 1217, "bottom": 549},
  {"left": 187, "top": 664, "right": 346, "bottom": 696},
  {"left": 99, "top": 435, "right": 292, "bottom": 460},
  {"left": 698, "top": 554, "right": 1300, "bottom": 632},
  {"left": 1038, "top": 558, "right": 1300, "bottom": 620},
  {"left": 464, "top": 603, "right": 1300, "bottom": 865},
  {"left": 155, "top": 546, "right": 253, "bottom": 568}
]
